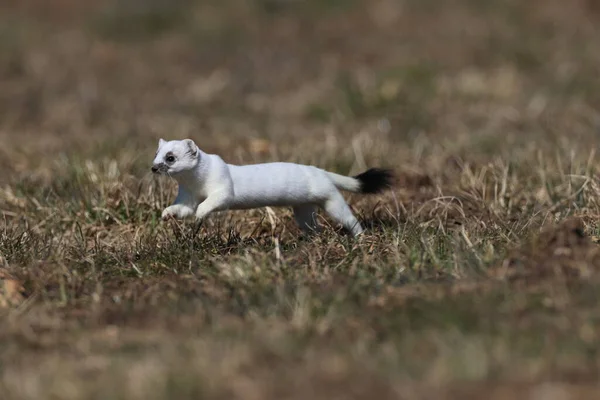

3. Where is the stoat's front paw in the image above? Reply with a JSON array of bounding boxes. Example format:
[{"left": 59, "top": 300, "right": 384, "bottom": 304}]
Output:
[
  {"left": 161, "top": 209, "right": 176, "bottom": 221},
  {"left": 194, "top": 209, "right": 208, "bottom": 223},
  {"left": 161, "top": 205, "right": 184, "bottom": 221}
]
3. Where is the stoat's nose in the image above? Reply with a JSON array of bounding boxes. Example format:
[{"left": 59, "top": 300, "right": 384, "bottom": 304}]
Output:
[{"left": 151, "top": 165, "right": 159, "bottom": 173}]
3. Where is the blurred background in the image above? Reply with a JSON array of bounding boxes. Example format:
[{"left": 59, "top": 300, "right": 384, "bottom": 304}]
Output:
[
  {"left": 3, "top": 4, "right": 600, "bottom": 397},
  {"left": 0, "top": 0, "right": 599, "bottom": 178}
]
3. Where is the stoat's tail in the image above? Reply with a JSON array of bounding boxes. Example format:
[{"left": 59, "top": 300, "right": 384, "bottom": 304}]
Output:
[{"left": 326, "top": 168, "right": 394, "bottom": 194}]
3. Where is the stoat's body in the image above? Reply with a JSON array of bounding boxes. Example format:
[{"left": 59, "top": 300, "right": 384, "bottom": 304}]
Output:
[{"left": 152, "top": 138, "right": 393, "bottom": 236}]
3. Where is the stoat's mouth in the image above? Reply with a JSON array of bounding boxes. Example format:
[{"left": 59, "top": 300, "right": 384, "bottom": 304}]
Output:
[{"left": 151, "top": 164, "right": 169, "bottom": 174}]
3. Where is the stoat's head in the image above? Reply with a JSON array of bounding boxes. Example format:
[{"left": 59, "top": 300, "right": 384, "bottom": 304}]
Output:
[{"left": 151, "top": 138, "right": 199, "bottom": 175}]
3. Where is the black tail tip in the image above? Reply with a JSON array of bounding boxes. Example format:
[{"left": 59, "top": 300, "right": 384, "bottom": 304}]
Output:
[{"left": 353, "top": 168, "right": 394, "bottom": 194}]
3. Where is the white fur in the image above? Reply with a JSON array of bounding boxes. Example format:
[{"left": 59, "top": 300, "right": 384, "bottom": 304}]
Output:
[{"left": 152, "top": 138, "right": 369, "bottom": 236}]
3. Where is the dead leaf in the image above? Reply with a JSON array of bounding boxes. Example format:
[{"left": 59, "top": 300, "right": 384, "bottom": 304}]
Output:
[
  {"left": 248, "top": 139, "right": 272, "bottom": 156},
  {"left": 0, "top": 268, "right": 26, "bottom": 308}
]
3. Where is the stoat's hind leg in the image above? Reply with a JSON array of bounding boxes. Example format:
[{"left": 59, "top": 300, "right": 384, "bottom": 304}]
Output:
[
  {"left": 322, "top": 191, "right": 364, "bottom": 237},
  {"left": 293, "top": 205, "right": 320, "bottom": 234}
]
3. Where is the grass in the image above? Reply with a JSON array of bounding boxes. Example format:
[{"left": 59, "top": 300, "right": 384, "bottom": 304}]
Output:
[{"left": 2, "top": 0, "right": 600, "bottom": 398}]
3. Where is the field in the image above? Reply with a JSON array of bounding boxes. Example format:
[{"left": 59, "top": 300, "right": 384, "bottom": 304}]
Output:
[{"left": 2, "top": 0, "right": 600, "bottom": 398}]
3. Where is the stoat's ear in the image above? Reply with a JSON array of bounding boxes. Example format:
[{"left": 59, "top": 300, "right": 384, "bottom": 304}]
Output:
[
  {"left": 158, "top": 138, "right": 166, "bottom": 148},
  {"left": 184, "top": 139, "right": 198, "bottom": 157}
]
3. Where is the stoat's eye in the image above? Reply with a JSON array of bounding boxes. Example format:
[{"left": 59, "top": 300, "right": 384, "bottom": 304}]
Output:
[{"left": 165, "top": 155, "right": 175, "bottom": 163}]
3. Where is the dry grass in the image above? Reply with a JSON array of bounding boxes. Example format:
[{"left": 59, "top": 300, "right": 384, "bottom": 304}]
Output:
[{"left": 2, "top": 0, "right": 600, "bottom": 398}]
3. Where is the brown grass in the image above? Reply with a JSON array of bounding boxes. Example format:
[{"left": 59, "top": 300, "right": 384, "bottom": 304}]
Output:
[{"left": 2, "top": 0, "right": 600, "bottom": 398}]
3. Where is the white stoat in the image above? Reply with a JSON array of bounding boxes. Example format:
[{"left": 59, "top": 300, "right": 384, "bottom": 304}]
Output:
[{"left": 151, "top": 138, "right": 393, "bottom": 236}]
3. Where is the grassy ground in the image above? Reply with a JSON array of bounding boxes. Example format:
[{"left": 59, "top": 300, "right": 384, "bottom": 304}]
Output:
[{"left": 2, "top": 0, "right": 600, "bottom": 398}]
